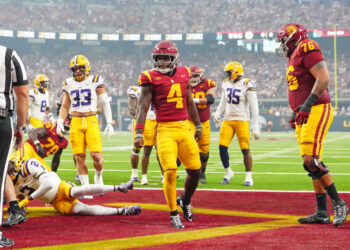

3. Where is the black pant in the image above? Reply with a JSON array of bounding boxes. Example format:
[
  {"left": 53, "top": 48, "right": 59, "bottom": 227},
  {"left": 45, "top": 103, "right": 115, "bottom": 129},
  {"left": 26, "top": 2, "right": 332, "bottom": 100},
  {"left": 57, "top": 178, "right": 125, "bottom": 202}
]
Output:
[{"left": 0, "top": 117, "right": 13, "bottom": 224}]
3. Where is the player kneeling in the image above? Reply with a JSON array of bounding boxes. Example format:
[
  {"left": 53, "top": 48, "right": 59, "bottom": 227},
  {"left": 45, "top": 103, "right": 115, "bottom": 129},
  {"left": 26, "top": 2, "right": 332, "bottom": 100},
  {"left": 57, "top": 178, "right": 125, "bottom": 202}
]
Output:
[{"left": 8, "top": 157, "right": 141, "bottom": 216}]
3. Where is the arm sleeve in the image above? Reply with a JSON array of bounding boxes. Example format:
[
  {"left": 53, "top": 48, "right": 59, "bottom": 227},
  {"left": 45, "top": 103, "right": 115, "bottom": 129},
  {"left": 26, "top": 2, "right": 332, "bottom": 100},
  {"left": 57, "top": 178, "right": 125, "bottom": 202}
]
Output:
[
  {"left": 247, "top": 90, "right": 259, "bottom": 131},
  {"left": 215, "top": 88, "right": 226, "bottom": 117},
  {"left": 98, "top": 93, "right": 113, "bottom": 124},
  {"left": 30, "top": 174, "right": 54, "bottom": 200},
  {"left": 11, "top": 50, "right": 28, "bottom": 86}
]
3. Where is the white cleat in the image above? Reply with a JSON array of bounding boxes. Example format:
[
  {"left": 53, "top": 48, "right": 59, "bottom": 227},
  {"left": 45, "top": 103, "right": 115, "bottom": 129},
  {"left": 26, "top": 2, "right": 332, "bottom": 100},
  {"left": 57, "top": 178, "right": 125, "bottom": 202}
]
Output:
[
  {"left": 244, "top": 178, "right": 253, "bottom": 186},
  {"left": 141, "top": 176, "right": 148, "bottom": 185},
  {"left": 221, "top": 169, "right": 234, "bottom": 184}
]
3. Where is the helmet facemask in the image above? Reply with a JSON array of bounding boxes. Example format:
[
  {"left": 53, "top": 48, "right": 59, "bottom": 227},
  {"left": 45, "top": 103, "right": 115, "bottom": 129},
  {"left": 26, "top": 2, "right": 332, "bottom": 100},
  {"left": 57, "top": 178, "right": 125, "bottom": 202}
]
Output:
[
  {"left": 8, "top": 154, "right": 23, "bottom": 181},
  {"left": 276, "top": 30, "right": 301, "bottom": 57},
  {"left": 71, "top": 65, "right": 87, "bottom": 82},
  {"left": 152, "top": 54, "right": 178, "bottom": 74}
]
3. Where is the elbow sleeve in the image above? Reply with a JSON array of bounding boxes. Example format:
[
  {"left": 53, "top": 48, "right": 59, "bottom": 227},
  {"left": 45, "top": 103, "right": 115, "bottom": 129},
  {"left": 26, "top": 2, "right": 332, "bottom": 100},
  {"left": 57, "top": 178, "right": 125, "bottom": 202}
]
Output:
[{"left": 205, "top": 94, "right": 215, "bottom": 105}]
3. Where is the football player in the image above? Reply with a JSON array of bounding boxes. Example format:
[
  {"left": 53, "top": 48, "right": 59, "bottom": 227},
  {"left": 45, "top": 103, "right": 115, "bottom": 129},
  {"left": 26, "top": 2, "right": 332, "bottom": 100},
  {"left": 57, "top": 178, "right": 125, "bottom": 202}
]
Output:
[
  {"left": 134, "top": 41, "right": 202, "bottom": 229},
  {"left": 214, "top": 61, "right": 260, "bottom": 186},
  {"left": 28, "top": 74, "right": 53, "bottom": 130},
  {"left": 127, "top": 85, "right": 157, "bottom": 185},
  {"left": 276, "top": 23, "right": 348, "bottom": 226},
  {"left": 7, "top": 157, "right": 141, "bottom": 217},
  {"left": 57, "top": 55, "right": 114, "bottom": 194},
  {"left": 189, "top": 66, "right": 216, "bottom": 184},
  {"left": 16, "top": 120, "right": 69, "bottom": 171}
]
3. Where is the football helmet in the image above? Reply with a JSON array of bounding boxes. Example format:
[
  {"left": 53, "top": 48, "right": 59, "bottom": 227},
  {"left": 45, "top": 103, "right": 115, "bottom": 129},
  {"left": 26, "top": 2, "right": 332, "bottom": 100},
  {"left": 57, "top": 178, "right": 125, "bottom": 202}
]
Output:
[
  {"left": 224, "top": 62, "right": 243, "bottom": 81},
  {"left": 152, "top": 41, "right": 179, "bottom": 74},
  {"left": 34, "top": 74, "right": 49, "bottom": 93},
  {"left": 70, "top": 55, "right": 90, "bottom": 81},
  {"left": 189, "top": 66, "right": 204, "bottom": 87},
  {"left": 8, "top": 153, "right": 24, "bottom": 180},
  {"left": 276, "top": 23, "right": 308, "bottom": 57}
]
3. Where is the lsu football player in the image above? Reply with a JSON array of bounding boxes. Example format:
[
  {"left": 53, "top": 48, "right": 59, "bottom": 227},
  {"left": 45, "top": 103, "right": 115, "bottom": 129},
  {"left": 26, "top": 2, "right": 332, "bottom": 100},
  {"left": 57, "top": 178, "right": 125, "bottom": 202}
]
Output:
[
  {"left": 134, "top": 40, "right": 202, "bottom": 229},
  {"left": 28, "top": 74, "right": 53, "bottom": 130},
  {"left": 127, "top": 85, "right": 157, "bottom": 185},
  {"left": 189, "top": 66, "right": 216, "bottom": 184},
  {"left": 57, "top": 55, "right": 114, "bottom": 192},
  {"left": 214, "top": 61, "right": 260, "bottom": 186},
  {"left": 7, "top": 157, "right": 141, "bottom": 216}
]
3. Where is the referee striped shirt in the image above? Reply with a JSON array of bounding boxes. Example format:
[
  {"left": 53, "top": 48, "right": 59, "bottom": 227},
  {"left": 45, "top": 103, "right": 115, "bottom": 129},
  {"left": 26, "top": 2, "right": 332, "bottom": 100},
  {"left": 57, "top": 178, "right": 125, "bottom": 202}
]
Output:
[{"left": 0, "top": 45, "right": 28, "bottom": 111}]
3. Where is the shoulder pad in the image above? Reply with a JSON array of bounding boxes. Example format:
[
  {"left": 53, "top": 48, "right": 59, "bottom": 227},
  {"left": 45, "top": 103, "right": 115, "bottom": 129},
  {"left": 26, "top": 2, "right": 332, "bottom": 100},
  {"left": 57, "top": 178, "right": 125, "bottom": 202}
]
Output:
[
  {"left": 207, "top": 79, "right": 217, "bottom": 88},
  {"left": 297, "top": 40, "right": 321, "bottom": 56},
  {"left": 139, "top": 71, "right": 152, "bottom": 86},
  {"left": 244, "top": 79, "right": 256, "bottom": 90},
  {"left": 62, "top": 80, "right": 68, "bottom": 87},
  {"left": 21, "top": 158, "right": 47, "bottom": 178},
  {"left": 184, "top": 66, "right": 191, "bottom": 77}
]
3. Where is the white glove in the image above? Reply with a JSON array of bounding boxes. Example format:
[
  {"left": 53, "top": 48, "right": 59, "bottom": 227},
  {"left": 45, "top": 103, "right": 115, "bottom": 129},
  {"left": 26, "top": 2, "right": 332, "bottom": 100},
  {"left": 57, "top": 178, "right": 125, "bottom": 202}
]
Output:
[
  {"left": 48, "top": 113, "right": 55, "bottom": 124},
  {"left": 252, "top": 127, "right": 260, "bottom": 140},
  {"left": 104, "top": 123, "right": 114, "bottom": 137},
  {"left": 213, "top": 113, "right": 221, "bottom": 124},
  {"left": 56, "top": 118, "right": 65, "bottom": 137},
  {"left": 193, "top": 98, "right": 200, "bottom": 104}
]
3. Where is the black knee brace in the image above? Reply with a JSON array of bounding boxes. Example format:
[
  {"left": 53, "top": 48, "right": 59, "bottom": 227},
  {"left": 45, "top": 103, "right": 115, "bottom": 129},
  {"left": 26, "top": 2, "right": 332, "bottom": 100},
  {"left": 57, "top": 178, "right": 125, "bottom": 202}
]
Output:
[
  {"left": 303, "top": 159, "right": 329, "bottom": 180},
  {"left": 200, "top": 152, "right": 209, "bottom": 163}
]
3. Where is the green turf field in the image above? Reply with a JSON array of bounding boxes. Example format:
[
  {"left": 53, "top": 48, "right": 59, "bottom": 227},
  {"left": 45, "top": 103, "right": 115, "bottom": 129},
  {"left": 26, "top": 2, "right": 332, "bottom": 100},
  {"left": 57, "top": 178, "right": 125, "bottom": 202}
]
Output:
[{"left": 50, "top": 131, "right": 350, "bottom": 192}]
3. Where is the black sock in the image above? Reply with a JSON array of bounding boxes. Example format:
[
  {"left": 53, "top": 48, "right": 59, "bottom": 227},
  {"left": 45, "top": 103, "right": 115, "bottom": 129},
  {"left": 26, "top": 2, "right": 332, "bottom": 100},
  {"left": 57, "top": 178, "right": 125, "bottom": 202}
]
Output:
[
  {"left": 315, "top": 193, "right": 327, "bottom": 211},
  {"left": 182, "top": 195, "right": 191, "bottom": 205},
  {"left": 170, "top": 210, "right": 178, "bottom": 216},
  {"left": 325, "top": 183, "right": 341, "bottom": 203},
  {"left": 201, "top": 167, "right": 206, "bottom": 175}
]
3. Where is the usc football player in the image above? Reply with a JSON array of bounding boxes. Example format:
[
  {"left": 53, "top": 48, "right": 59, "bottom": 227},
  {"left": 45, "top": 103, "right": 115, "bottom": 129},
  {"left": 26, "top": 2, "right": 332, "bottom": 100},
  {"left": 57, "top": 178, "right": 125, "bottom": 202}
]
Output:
[
  {"left": 189, "top": 65, "right": 216, "bottom": 184},
  {"left": 134, "top": 41, "right": 202, "bottom": 229},
  {"left": 277, "top": 23, "right": 348, "bottom": 226}
]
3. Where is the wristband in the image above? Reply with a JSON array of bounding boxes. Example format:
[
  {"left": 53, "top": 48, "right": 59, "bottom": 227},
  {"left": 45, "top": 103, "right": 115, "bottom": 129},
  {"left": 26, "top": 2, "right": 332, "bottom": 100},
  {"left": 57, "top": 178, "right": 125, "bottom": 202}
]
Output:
[
  {"left": 16, "top": 125, "right": 25, "bottom": 131},
  {"left": 195, "top": 124, "right": 202, "bottom": 132},
  {"left": 135, "top": 134, "right": 143, "bottom": 139},
  {"left": 135, "top": 123, "right": 145, "bottom": 131}
]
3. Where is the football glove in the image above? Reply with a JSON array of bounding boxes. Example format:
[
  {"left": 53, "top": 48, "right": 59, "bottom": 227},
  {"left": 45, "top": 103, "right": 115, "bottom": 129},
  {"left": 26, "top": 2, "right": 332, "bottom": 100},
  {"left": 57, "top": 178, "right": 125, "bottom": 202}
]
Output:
[
  {"left": 295, "top": 93, "right": 318, "bottom": 125},
  {"left": 19, "top": 197, "right": 30, "bottom": 208},
  {"left": 289, "top": 112, "right": 296, "bottom": 129},
  {"left": 56, "top": 118, "right": 65, "bottom": 137},
  {"left": 104, "top": 123, "right": 114, "bottom": 137},
  {"left": 252, "top": 127, "right": 260, "bottom": 140},
  {"left": 213, "top": 113, "right": 221, "bottom": 124},
  {"left": 34, "top": 140, "right": 45, "bottom": 157}
]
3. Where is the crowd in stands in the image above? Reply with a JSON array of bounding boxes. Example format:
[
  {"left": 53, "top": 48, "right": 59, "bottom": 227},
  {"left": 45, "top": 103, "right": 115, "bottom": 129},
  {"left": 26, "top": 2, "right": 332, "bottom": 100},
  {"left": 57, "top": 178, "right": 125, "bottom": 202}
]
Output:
[{"left": 0, "top": 0, "right": 349, "bottom": 33}]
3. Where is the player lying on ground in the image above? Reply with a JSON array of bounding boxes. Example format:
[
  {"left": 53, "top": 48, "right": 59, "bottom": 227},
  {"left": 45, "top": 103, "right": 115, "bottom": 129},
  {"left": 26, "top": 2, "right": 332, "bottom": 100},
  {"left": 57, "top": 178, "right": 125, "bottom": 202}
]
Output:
[{"left": 5, "top": 157, "right": 141, "bottom": 224}]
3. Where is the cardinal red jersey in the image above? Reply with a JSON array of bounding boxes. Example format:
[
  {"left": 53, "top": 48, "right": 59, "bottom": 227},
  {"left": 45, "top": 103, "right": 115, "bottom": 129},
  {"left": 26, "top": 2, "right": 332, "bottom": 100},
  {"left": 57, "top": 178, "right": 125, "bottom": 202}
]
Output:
[
  {"left": 191, "top": 79, "right": 216, "bottom": 122},
  {"left": 26, "top": 121, "right": 68, "bottom": 157},
  {"left": 139, "top": 67, "right": 192, "bottom": 122},
  {"left": 287, "top": 39, "right": 331, "bottom": 110}
]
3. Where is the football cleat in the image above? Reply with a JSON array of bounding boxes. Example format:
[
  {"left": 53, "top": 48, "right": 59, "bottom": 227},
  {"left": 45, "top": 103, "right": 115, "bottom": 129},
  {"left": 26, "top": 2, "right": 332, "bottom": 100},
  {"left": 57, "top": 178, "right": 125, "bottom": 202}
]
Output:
[
  {"left": 141, "top": 176, "right": 148, "bottom": 185},
  {"left": 244, "top": 178, "right": 253, "bottom": 186},
  {"left": 221, "top": 169, "right": 234, "bottom": 185},
  {"left": 200, "top": 173, "right": 207, "bottom": 184},
  {"left": 131, "top": 173, "right": 139, "bottom": 182},
  {"left": 333, "top": 199, "right": 348, "bottom": 226},
  {"left": 298, "top": 209, "right": 330, "bottom": 224},
  {"left": 120, "top": 205, "right": 141, "bottom": 216},
  {"left": 74, "top": 174, "right": 80, "bottom": 183},
  {"left": 0, "top": 234, "right": 14, "bottom": 247},
  {"left": 117, "top": 181, "right": 134, "bottom": 193},
  {"left": 177, "top": 196, "right": 194, "bottom": 222},
  {"left": 170, "top": 214, "right": 185, "bottom": 229},
  {"left": 2, "top": 207, "right": 27, "bottom": 227}
]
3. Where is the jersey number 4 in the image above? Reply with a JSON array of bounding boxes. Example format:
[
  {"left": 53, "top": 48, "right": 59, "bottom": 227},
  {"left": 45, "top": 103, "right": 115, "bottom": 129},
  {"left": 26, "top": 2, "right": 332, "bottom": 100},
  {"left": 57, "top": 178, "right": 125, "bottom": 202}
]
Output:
[{"left": 167, "top": 83, "right": 183, "bottom": 108}]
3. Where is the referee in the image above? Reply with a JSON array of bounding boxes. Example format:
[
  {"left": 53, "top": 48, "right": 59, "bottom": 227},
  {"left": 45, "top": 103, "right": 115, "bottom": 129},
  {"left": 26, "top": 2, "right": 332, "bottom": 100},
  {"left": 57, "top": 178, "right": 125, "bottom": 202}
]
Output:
[{"left": 0, "top": 45, "right": 28, "bottom": 247}]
